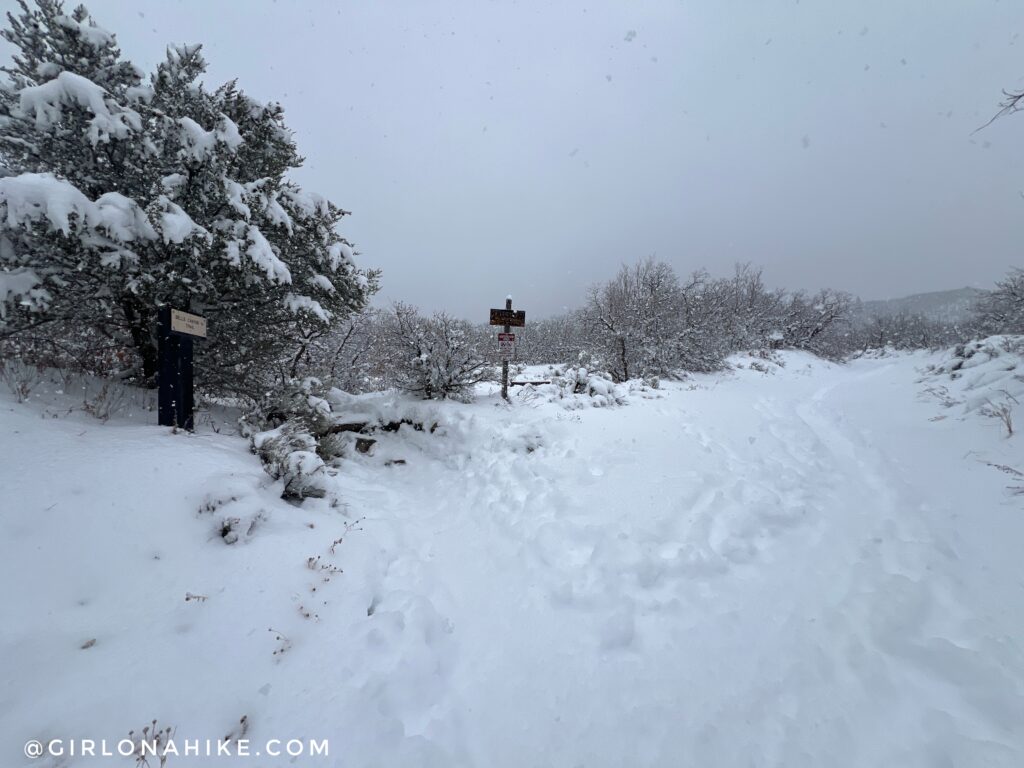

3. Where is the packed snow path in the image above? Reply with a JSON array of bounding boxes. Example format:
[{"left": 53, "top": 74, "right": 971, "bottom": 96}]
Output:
[
  {"left": 333, "top": 357, "right": 1024, "bottom": 766},
  {"left": 2, "top": 353, "right": 1023, "bottom": 767}
]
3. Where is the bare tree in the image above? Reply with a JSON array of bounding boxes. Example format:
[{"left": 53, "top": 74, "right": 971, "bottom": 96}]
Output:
[
  {"left": 972, "top": 268, "right": 1024, "bottom": 335},
  {"left": 381, "top": 303, "right": 492, "bottom": 400},
  {"left": 584, "top": 257, "right": 683, "bottom": 381}
]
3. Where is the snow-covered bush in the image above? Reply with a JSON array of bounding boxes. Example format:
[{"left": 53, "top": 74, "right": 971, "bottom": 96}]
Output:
[
  {"left": 584, "top": 258, "right": 691, "bottom": 381},
  {"left": 380, "top": 303, "right": 492, "bottom": 400},
  {"left": 972, "top": 268, "right": 1024, "bottom": 336},
  {"left": 285, "top": 308, "right": 388, "bottom": 394},
  {"left": 773, "top": 288, "right": 855, "bottom": 359},
  {"left": 246, "top": 378, "right": 335, "bottom": 499},
  {"left": 253, "top": 377, "right": 334, "bottom": 434},
  {"left": 517, "top": 365, "right": 656, "bottom": 409},
  {"left": 920, "top": 336, "right": 1024, "bottom": 422},
  {"left": 513, "top": 310, "right": 592, "bottom": 368},
  {"left": 252, "top": 421, "right": 329, "bottom": 500},
  {"left": 851, "top": 312, "right": 964, "bottom": 353},
  {"left": 247, "top": 378, "right": 453, "bottom": 495},
  {"left": 558, "top": 367, "right": 619, "bottom": 399},
  {"left": 928, "top": 336, "right": 1024, "bottom": 379},
  {"left": 566, "top": 259, "right": 855, "bottom": 378}
]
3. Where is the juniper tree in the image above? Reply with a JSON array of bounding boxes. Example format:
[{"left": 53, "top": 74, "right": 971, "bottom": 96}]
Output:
[{"left": 0, "top": 0, "right": 376, "bottom": 400}]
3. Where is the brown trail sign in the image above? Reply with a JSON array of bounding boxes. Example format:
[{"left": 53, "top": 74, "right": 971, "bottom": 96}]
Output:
[
  {"left": 489, "top": 308, "right": 526, "bottom": 327},
  {"left": 489, "top": 298, "right": 526, "bottom": 400}
]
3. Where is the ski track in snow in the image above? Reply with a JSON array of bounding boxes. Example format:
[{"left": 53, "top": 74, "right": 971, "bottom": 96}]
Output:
[{"left": 2, "top": 354, "right": 1023, "bottom": 767}]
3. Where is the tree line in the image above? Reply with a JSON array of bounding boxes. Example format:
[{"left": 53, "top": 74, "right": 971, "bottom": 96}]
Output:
[{"left": 259, "top": 260, "right": 1024, "bottom": 400}]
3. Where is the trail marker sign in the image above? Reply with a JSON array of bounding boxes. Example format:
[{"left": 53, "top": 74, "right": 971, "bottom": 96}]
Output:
[
  {"left": 489, "top": 298, "right": 525, "bottom": 400},
  {"left": 489, "top": 308, "right": 526, "bottom": 327},
  {"left": 170, "top": 309, "right": 207, "bottom": 339},
  {"left": 158, "top": 306, "right": 206, "bottom": 431}
]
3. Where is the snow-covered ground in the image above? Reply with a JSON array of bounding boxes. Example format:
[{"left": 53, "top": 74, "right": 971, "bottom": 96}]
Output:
[{"left": 2, "top": 349, "right": 1024, "bottom": 767}]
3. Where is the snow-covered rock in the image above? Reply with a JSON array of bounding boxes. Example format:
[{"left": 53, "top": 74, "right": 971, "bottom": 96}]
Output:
[{"left": 920, "top": 335, "right": 1024, "bottom": 420}]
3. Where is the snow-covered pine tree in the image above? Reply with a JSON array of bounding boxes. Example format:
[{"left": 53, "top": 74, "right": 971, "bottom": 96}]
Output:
[
  {"left": 0, "top": 0, "right": 376, "bottom": 400},
  {"left": 0, "top": 0, "right": 155, "bottom": 372},
  {"left": 140, "top": 43, "right": 378, "bottom": 399}
]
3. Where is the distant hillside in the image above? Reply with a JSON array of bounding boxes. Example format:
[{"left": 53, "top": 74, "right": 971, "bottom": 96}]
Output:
[{"left": 855, "top": 287, "right": 983, "bottom": 326}]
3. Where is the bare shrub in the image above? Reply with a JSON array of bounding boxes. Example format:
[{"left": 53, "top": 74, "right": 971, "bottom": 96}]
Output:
[
  {"left": 127, "top": 720, "right": 174, "bottom": 768},
  {"left": 0, "top": 358, "right": 45, "bottom": 402},
  {"left": 81, "top": 380, "right": 129, "bottom": 421},
  {"left": 981, "top": 395, "right": 1016, "bottom": 437}
]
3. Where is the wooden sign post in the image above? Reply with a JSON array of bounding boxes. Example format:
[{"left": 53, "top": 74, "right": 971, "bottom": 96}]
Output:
[
  {"left": 158, "top": 306, "right": 207, "bottom": 430},
  {"left": 489, "top": 297, "right": 525, "bottom": 400}
]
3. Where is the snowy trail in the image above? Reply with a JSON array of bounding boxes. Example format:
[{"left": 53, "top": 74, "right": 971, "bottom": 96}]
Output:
[
  {"left": 3, "top": 355, "right": 1023, "bottom": 768},
  {"left": 331, "top": 357, "right": 1024, "bottom": 766}
]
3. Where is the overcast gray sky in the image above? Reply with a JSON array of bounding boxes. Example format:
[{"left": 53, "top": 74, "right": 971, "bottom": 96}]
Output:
[{"left": 7, "top": 0, "right": 1024, "bottom": 319}]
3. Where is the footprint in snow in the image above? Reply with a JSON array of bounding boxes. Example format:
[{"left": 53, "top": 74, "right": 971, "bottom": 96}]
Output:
[{"left": 600, "top": 603, "right": 636, "bottom": 650}]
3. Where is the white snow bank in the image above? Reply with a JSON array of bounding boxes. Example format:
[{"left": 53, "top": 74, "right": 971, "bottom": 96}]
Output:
[
  {"left": 0, "top": 384, "right": 458, "bottom": 766},
  {"left": 920, "top": 335, "right": 1024, "bottom": 419},
  {"left": 514, "top": 365, "right": 660, "bottom": 409}
]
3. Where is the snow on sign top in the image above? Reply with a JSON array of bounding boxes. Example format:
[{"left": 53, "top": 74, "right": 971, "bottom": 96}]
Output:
[{"left": 170, "top": 308, "right": 207, "bottom": 338}]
